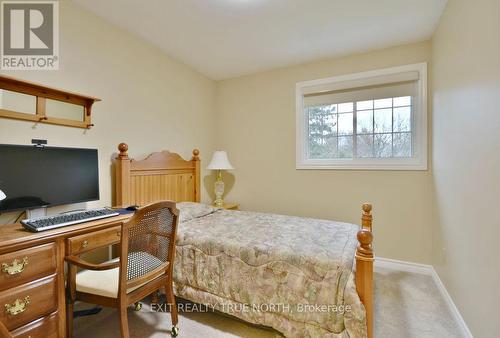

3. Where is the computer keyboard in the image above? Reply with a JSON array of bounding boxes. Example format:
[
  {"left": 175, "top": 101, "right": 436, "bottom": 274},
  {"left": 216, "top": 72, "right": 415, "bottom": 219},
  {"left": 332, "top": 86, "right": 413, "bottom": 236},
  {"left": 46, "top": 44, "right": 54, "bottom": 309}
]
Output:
[{"left": 21, "top": 208, "right": 120, "bottom": 232}]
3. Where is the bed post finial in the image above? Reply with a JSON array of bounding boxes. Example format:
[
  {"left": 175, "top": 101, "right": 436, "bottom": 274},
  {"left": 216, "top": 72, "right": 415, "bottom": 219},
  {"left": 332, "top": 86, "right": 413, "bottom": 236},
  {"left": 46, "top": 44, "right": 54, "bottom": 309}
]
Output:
[
  {"left": 362, "top": 203, "right": 372, "bottom": 231},
  {"left": 192, "top": 149, "right": 200, "bottom": 161},
  {"left": 118, "top": 143, "right": 129, "bottom": 159},
  {"left": 357, "top": 230, "right": 373, "bottom": 257}
]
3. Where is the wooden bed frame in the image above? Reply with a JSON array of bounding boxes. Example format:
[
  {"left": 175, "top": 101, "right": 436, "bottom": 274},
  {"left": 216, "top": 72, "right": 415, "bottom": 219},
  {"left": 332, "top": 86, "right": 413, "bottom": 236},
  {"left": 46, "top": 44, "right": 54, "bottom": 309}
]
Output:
[{"left": 114, "top": 143, "right": 374, "bottom": 338}]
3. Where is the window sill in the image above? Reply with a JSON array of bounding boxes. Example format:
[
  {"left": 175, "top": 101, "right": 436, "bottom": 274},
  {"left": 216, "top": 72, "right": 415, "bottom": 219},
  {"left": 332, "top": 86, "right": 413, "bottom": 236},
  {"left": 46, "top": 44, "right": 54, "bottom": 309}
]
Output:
[{"left": 296, "top": 158, "right": 427, "bottom": 171}]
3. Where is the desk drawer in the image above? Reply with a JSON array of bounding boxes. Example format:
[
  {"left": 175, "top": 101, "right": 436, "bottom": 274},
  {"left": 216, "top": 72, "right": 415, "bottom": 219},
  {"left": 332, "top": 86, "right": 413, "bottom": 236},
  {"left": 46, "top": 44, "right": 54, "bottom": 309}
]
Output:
[
  {"left": 11, "top": 311, "right": 58, "bottom": 338},
  {"left": 0, "top": 274, "right": 57, "bottom": 331},
  {"left": 0, "top": 243, "right": 57, "bottom": 291},
  {"left": 67, "top": 226, "right": 121, "bottom": 255}
]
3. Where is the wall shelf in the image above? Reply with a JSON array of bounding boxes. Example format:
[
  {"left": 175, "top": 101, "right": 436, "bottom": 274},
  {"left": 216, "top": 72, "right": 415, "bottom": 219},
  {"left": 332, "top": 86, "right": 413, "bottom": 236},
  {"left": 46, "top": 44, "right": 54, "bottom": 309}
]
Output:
[{"left": 0, "top": 75, "right": 101, "bottom": 129}]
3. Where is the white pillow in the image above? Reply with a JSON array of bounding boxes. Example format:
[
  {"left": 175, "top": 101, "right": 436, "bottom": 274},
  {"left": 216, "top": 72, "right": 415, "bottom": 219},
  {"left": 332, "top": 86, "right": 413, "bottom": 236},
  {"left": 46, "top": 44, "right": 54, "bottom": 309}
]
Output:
[{"left": 177, "top": 202, "right": 219, "bottom": 223}]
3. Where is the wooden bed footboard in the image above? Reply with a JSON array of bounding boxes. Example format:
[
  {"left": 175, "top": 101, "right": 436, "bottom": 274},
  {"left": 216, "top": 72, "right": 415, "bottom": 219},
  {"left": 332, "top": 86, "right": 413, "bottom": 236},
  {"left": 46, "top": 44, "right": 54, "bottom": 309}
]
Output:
[
  {"left": 356, "top": 203, "right": 374, "bottom": 338},
  {"left": 114, "top": 143, "right": 375, "bottom": 338}
]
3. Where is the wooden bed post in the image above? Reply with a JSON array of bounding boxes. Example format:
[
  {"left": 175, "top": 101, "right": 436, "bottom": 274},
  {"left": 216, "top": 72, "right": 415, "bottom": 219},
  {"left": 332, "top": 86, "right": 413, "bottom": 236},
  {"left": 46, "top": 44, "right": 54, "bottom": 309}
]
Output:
[
  {"left": 361, "top": 203, "right": 373, "bottom": 231},
  {"left": 115, "top": 143, "right": 131, "bottom": 207},
  {"left": 356, "top": 203, "right": 374, "bottom": 338},
  {"left": 192, "top": 149, "right": 201, "bottom": 203}
]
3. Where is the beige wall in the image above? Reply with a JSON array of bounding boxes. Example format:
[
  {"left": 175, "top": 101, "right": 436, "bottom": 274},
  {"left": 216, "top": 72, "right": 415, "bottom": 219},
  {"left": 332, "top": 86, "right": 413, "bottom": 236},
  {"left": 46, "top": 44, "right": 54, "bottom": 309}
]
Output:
[
  {"left": 432, "top": 0, "right": 500, "bottom": 336},
  {"left": 215, "top": 41, "right": 434, "bottom": 263},
  {"left": 0, "top": 0, "right": 216, "bottom": 224}
]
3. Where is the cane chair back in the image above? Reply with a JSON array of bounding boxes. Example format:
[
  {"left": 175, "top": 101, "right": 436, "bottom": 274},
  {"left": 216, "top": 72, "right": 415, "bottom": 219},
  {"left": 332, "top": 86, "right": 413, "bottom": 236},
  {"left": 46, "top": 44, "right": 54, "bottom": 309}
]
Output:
[{"left": 119, "top": 201, "right": 179, "bottom": 291}]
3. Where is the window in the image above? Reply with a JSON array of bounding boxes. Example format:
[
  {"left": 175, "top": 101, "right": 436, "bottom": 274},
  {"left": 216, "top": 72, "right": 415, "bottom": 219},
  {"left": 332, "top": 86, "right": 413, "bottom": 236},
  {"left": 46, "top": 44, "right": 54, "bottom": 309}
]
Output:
[{"left": 296, "top": 63, "right": 427, "bottom": 170}]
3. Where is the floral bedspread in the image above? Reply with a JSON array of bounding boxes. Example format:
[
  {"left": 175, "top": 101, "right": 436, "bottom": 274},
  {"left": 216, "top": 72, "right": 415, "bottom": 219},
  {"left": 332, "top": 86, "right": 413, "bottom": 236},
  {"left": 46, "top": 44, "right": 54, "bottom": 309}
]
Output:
[{"left": 173, "top": 203, "right": 367, "bottom": 338}]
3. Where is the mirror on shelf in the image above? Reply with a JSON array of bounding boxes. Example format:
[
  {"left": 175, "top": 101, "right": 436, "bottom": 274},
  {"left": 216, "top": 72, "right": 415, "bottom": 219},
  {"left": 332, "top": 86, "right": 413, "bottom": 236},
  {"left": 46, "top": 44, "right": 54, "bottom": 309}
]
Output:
[
  {"left": 45, "top": 99, "right": 85, "bottom": 122},
  {"left": 0, "top": 89, "right": 37, "bottom": 115}
]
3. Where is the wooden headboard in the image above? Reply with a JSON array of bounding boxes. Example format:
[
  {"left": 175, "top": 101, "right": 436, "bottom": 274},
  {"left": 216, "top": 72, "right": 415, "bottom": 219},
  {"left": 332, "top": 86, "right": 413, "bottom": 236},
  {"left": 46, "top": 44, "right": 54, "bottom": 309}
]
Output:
[{"left": 114, "top": 143, "right": 200, "bottom": 207}]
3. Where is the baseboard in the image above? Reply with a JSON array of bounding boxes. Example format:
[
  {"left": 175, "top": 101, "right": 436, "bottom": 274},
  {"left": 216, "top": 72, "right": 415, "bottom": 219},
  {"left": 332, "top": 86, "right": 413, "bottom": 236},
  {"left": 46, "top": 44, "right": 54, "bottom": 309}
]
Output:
[
  {"left": 375, "top": 257, "right": 473, "bottom": 338},
  {"left": 428, "top": 268, "right": 474, "bottom": 338}
]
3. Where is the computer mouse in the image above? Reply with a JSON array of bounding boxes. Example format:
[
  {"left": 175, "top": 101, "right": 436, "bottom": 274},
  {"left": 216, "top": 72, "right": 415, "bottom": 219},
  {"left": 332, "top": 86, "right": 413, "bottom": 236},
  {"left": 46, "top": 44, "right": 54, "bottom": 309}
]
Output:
[{"left": 126, "top": 205, "right": 139, "bottom": 211}]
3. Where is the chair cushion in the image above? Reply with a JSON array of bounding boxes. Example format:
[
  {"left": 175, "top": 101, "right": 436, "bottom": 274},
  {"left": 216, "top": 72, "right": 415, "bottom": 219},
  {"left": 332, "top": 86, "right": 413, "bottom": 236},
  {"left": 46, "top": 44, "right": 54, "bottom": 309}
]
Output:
[{"left": 76, "top": 252, "right": 165, "bottom": 298}]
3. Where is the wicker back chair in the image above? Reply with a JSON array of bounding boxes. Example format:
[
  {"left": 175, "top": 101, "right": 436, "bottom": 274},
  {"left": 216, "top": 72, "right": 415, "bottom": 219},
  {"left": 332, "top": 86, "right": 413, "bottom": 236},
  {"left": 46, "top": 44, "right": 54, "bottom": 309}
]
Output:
[{"left": 66, "top": 201, "right": 180, "bottom": 338}]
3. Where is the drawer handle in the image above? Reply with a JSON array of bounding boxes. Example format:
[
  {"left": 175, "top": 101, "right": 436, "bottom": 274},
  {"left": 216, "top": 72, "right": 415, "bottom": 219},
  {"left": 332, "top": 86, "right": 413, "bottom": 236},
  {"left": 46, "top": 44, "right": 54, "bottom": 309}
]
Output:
[
  {"left": 82, "top": 240, "right": 89, "bottom": 249},
  {"left": 5, "top": 296, "right": 30, "bottom": 316},
  {"left": 2, "top": 257, "right": 28, "bottom": 275}
]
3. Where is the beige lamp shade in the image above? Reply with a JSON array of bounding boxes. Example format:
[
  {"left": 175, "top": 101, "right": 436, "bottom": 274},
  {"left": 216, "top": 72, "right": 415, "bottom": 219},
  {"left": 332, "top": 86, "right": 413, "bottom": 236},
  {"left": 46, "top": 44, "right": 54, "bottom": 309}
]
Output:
[
  {"left": 207, "top": 151, "right": 234, "bottom": 170},
  {"left": 0, "top": 189, "right": 6, "bottom": 201}
]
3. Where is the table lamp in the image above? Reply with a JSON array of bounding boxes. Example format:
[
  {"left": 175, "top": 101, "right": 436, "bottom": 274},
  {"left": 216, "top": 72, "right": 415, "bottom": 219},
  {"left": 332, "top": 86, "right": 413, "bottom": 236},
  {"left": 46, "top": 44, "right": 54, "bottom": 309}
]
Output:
[
  {"left": 0, "top": 189, "right": 5, "bottom": 201},
  {"left": 207, "top": 151, "right": 234, "bottom": 207}
]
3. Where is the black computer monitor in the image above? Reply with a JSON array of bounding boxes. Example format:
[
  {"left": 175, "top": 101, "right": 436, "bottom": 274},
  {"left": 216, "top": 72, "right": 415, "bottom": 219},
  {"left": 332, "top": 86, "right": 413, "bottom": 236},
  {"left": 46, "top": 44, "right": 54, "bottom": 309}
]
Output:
[{"left": 0, "top": 144, "right": 99, "bottom": 212}]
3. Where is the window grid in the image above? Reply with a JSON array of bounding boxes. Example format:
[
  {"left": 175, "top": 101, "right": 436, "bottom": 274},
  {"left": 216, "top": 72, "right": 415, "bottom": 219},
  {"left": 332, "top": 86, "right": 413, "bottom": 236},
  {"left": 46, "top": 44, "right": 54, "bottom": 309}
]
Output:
[
  {"left": 306, "top": 97, "right": 412, "bottom": 160},
  {"left": 356, "top": 97, "right": 413, "bottom": 158}
]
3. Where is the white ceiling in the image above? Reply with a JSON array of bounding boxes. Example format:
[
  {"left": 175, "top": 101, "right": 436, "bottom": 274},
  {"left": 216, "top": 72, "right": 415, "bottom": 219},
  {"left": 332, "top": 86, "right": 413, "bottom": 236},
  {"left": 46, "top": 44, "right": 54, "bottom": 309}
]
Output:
[{"left": 72, "top": 0, "right": 447, "bottom": 80}]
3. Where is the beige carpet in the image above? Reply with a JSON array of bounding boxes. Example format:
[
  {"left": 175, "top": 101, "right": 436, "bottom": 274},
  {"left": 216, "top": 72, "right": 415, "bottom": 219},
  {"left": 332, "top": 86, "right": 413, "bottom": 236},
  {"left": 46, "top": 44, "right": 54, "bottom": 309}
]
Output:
[
  {"left": 74, "top": 267, "right": 465, "bottom": 338},
  {"left": 374, "top": 267, "right": 463, "bottom": 338}
]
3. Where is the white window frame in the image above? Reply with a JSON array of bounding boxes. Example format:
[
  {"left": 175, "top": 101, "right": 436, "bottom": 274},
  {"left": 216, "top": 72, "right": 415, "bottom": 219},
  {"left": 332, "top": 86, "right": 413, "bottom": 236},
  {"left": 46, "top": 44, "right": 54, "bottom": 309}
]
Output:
[{"left": 296, "top": 63, "right": 427, "bottom": 170}]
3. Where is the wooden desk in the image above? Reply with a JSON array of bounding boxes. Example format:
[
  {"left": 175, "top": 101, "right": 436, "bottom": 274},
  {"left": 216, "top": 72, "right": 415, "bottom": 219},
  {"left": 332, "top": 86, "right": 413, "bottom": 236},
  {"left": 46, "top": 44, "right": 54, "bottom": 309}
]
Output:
[{"left": 0, "top": 214, "right": 131, "bottom": 337}]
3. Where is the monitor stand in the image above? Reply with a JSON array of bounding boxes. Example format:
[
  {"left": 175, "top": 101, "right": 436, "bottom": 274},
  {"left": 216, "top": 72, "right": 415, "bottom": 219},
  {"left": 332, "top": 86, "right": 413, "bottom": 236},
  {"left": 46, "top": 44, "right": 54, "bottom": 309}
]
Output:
[{"left": 26, "top": 207, "right": 47, "bottom": 219}]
